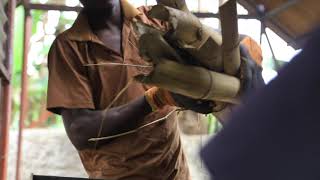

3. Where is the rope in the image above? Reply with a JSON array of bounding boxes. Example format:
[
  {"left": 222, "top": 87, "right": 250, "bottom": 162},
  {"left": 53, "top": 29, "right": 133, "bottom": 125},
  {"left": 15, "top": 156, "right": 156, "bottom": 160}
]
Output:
[{"left": 94, "top": 79, "right": 134, "bottom": 148}]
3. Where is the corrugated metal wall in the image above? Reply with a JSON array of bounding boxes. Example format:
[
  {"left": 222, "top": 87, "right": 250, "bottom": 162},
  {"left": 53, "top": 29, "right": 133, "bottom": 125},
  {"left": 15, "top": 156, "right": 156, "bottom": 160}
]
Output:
[{"left": 0, "top": 0, "right": 8, "bottom": 64}]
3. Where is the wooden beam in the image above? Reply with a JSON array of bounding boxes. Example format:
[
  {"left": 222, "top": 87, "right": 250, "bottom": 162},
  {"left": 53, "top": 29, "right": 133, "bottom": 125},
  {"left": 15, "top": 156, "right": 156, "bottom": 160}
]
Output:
[
  {"left": 15, "top": 8, "right": 31, "bottom": 180},
  {"left": 0, "top": 0, "right": 16, "bottom": 179},
  {"left": 263, "top": 0, "right": 300, "bottom": 19},
  {"left": 237, "top": 0, "right": 301, "bottom": 49},
  {"left": 26, "top": 3, "right": 82, "bottom": 12},
  {"left": 193, "top": 12, "right": 255, "bottom": 19},
  {"left": 26, "top": 3, "right": 258, "bottom": 20}
]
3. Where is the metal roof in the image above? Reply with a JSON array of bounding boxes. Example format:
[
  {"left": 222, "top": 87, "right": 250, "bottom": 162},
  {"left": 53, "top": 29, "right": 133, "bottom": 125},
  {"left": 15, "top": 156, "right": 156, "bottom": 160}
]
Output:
[{"left": 238, "top": 0, "right": 320, "bottom": 49}]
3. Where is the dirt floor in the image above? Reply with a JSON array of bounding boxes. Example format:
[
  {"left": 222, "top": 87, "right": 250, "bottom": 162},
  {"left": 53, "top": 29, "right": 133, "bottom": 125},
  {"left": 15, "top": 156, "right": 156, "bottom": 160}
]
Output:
[{"left": 8, "top": 129, "right": 211, "bottom": 180}]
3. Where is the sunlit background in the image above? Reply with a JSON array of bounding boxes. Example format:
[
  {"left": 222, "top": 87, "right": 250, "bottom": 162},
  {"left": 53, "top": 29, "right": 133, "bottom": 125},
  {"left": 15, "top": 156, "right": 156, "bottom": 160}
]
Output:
[{"left": 6, "top": 1, "right": 303, "bottom": 179}]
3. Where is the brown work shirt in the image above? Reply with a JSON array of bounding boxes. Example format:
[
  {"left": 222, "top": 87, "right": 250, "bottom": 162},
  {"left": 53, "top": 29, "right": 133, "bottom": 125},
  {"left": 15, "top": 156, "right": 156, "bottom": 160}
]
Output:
[{"left": 46, "top": 2, "right": 190, "bottom": 180}]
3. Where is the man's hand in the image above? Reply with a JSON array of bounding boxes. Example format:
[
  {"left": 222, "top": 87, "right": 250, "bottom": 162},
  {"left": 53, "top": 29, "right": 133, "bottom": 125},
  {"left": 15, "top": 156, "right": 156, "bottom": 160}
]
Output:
[
  {"left": 144, "top": 44, "right": 266, "bottom": 115},
  {"left": 213, "top": 42, "right": 266, "bottom": 123},
  {"left": 239, "top": 44, "right": 265, "bottom": 98},
  {"left": 145, "top": 87, "right": 214, "bottom": 114},
  {"left": 144, "top": 36, "right": 265, "bottom": 116},
  {"left": 171, "top": 93, "right": 215, "bottom": 114}
]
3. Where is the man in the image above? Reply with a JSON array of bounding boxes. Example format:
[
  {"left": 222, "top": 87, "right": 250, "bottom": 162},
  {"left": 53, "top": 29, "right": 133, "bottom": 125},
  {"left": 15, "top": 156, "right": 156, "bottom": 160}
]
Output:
[
  {"left": 47, "top": 0, "right": 217, "bottom": 179},
  {"left": 47, "top": 0, "right": 264, "bottom": 179}
]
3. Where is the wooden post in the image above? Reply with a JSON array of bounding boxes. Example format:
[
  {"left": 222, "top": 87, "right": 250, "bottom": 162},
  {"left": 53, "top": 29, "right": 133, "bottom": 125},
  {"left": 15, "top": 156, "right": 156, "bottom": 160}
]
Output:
[
  {"left": 0, "top": 0, "right": 16, "bottom": 179},
  {"left": 15, "top": 7, "right": 32, "bottom": 180}
]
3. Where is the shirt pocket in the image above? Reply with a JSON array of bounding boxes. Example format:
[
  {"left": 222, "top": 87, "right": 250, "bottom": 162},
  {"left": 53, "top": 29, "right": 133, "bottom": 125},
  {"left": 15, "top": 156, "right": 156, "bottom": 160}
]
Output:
[{"left": 138, "top": 108, "right": 176, "bottom": 143}]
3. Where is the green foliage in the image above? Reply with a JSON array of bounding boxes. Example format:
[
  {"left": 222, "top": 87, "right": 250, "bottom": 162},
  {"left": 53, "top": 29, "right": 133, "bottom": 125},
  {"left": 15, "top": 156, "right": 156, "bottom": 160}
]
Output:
[
  {"left": 11, "top": 6, "right": 24, "bottom": 129},
  {"left": 13, "top": 6, "right": 24, "bottom": 75},
  {"left": 207, "top": 114, "right": 222, "bottom": 134},
  {"left": 11, "top": 6, "right": 77, "bottom": 129}
]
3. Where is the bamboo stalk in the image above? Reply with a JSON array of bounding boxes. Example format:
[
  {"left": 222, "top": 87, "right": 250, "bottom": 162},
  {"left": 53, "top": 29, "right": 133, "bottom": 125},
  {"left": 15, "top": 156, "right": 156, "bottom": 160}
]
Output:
[
  {"left": 133, "top": 3, "right": 244, "bottom": 107},
  {"left": 132, "top": 20, "right": 199, "bottom": 66},
  {"left": 148, "top": 5, "right": 224, "bottom": 72},
  {"left": 149, "top": 5, "right": 202, "bottom": 46},
  {"left": 219, "top": 0, "right": 241, "bottom": 75},
  {"left": 132, "top": 20, "right": 165, "bottom": 37},
  {"left": 135, "top": 60, "right": 240, "bottom": 104},
  {"left": 139, "top": 31, "right": 184, "bottom": 63}
]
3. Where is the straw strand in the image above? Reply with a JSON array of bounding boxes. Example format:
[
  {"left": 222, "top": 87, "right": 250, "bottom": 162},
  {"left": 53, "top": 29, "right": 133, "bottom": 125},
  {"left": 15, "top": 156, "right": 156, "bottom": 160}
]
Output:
[
  {"left": 84, "top": 62, "right": 152, "bottom": 68},
  {"left": 89, "top": 109, "right": 176, "bottom": 141},
  {"left": 94, "top": 79, "right": 134, "bottom": 148}
]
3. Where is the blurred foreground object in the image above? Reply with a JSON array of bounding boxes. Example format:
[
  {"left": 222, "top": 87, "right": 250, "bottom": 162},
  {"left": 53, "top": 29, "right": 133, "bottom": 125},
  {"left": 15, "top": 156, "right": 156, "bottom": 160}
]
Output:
[{"left": 201, "top": 28, "right": 320, "bottom": 180}]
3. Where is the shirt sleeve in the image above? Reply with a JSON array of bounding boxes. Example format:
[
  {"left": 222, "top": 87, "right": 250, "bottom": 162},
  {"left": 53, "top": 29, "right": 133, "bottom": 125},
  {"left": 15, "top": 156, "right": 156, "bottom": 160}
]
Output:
[{"left": 47, "top": 35, "right": 95, "bottom": 114}]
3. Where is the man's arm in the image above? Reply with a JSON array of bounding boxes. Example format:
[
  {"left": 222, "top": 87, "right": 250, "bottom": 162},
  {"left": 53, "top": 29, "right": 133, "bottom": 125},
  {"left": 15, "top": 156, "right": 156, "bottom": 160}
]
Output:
[
  {"left": 47, "top": 37, "right": 156, "bottom": 150},
  {"left": 61, "top": 86, "right": 216, "bottom": 150},
  {"left": 61, "top": 96, "right": 152, "bottom": 150}
]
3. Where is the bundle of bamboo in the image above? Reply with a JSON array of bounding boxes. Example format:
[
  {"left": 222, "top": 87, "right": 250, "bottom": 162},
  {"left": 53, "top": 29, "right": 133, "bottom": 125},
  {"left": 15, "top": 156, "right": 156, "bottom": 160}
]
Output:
[{"left": 134, "top": 0, "right": 243, "bottom": 107}]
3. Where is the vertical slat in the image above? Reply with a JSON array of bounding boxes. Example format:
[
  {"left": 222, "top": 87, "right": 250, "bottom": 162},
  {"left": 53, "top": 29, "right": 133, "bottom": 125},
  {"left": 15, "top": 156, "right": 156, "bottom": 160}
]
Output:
[
  {"left": 15, "top": 8, "right": 32, "bottom": 180},
  {"left": 1, "top": 0, "right": 16, "bottom": 179},
  {"left": 219, "top": 0, "right": 241, "bottom": 76},
  {"left": 0, "top": 0, "right": 9, "bottom": 179}
]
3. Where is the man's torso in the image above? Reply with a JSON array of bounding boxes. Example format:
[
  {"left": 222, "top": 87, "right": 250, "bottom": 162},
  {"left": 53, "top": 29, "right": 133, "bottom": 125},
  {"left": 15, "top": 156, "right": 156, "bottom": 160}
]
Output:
[{"left": 47, "top": 5, "right": 190, "bottom": 180}]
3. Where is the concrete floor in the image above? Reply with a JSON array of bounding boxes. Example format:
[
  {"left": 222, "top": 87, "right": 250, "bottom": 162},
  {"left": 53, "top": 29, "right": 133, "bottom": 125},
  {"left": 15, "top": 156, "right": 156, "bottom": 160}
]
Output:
[{"left": 7, "top": 129, "right": 212, "bottom": 180}]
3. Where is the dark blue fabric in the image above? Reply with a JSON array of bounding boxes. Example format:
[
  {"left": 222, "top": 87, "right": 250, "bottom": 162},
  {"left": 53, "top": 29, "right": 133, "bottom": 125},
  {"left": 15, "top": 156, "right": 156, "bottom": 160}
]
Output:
[{"left": 201, "top": 28, "right": 320, "bottom": 180}]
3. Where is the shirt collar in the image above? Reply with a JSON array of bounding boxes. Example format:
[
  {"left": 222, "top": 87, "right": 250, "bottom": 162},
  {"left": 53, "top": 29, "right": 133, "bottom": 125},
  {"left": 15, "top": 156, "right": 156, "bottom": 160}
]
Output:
[{"left": 67, "top": 0, "right": 142, "bottom": 42}]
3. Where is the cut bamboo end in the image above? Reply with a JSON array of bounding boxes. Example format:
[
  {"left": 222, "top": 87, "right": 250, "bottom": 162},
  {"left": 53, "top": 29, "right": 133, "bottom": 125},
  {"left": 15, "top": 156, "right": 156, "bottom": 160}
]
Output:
[
  {"left": 148, "top": 5, "right": 202, "bottom": 45},
  {"left": 139, "top": 32, "right": 183, "bottom": 63},
  {"left": 132, "top": 20, "right": 165, "bottom": 38},
  {"left": 148, "top": 5, "right": 224, "bottom": 71},
  {"left": 147, "top": 5, "right": 171, "bottom": 21}
]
